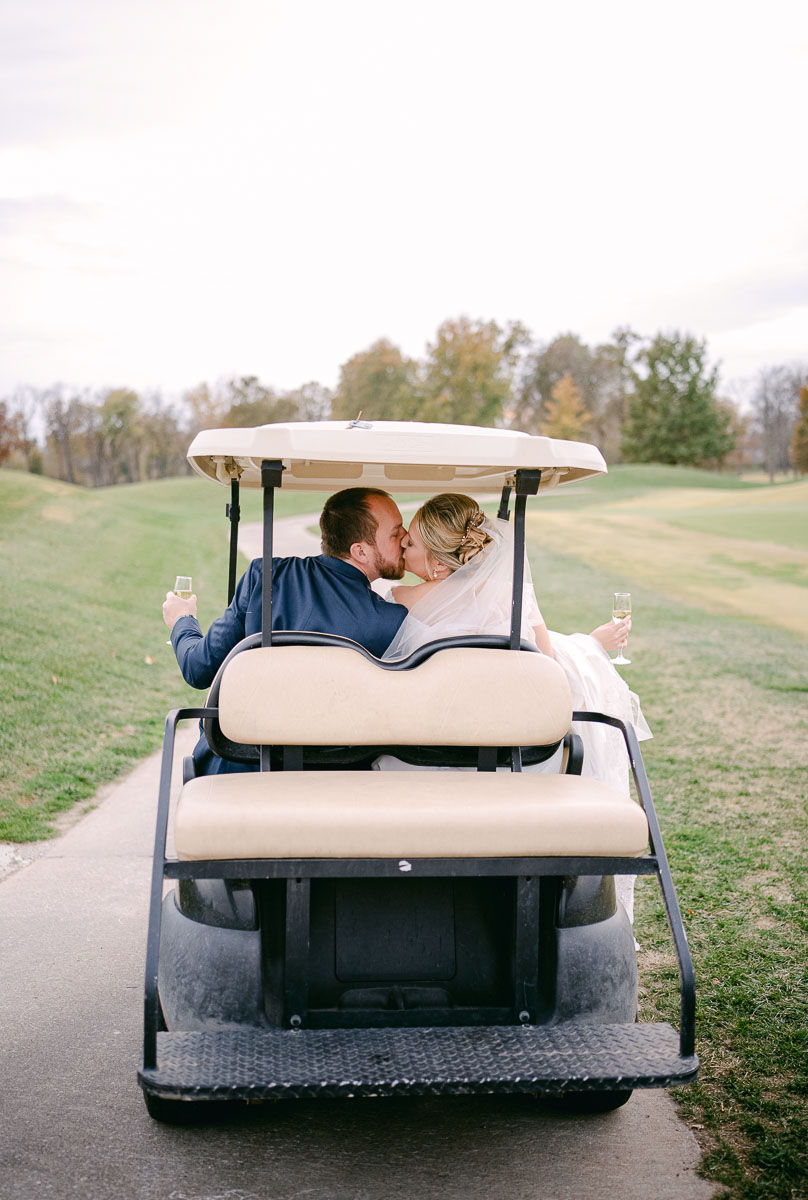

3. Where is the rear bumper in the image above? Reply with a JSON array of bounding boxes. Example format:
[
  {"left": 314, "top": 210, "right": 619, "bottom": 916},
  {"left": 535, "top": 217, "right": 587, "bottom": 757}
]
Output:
[{"left": 138, "top": 1021, "right": 698, "bottom": 1103}]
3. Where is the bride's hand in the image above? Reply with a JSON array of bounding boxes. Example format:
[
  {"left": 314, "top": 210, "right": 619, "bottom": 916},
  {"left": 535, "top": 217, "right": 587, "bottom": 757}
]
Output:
[{"left": 590, "top": 617, "right": 631, "bottom": 651}]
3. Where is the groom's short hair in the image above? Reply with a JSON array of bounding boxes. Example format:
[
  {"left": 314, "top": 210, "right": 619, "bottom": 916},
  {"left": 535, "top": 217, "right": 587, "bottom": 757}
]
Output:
[{"left": 320, "top": 488, "right": 393, "bottom": 559}]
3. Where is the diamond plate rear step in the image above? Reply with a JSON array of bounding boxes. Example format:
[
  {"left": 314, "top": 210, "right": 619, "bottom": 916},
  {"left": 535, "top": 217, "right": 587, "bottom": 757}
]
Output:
[{"left": 139, "top": 1022, "right": 698, "bottom": 1101}]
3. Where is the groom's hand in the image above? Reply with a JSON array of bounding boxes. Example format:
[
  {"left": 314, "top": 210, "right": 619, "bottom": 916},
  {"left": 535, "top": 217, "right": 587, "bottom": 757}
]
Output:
[{"left": 163, "top": 590, "right": 198, "bottom": 629}]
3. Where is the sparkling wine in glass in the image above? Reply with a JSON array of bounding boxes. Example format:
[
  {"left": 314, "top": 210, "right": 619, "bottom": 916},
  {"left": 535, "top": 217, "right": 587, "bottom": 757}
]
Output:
[
  {"left": 611, "top": 591, "right": 631, "bottom": 665},
  {"left": 167, "top": 576, "right": 193, "bottom": 643}
]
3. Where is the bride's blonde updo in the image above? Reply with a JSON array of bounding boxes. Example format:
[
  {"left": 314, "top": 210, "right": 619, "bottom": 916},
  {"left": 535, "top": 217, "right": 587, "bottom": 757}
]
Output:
[{"left": 413, "top": 494, "right": 491, "bottom": 574}]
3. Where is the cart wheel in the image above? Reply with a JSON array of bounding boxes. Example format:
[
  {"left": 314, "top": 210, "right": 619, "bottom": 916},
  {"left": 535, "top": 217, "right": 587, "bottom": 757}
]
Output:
[
  {"left": 144, "top": 1093, "right": 212, "bottom": 1125},
  {"left": 555, "top": 1088, "right": 633, "bottom": 1114}
]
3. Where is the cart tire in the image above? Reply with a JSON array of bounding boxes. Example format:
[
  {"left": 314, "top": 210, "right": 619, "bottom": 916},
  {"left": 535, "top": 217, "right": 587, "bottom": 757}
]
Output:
[{"left": 555, "top": 1088, "right": 633, "bottom": 1114}]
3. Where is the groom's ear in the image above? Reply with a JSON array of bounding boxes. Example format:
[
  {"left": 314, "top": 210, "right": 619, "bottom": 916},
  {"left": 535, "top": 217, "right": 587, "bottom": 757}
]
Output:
[{"left": 347, "top": 539, "right": 372, "bottom": 569}]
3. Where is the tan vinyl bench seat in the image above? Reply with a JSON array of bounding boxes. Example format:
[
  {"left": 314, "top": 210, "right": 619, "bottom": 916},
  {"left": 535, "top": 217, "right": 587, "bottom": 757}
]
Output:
[
  {"left": 174, "top": 770, "right": 649, "bottom": 861},
  {"left": 215, "top": 645, "right": 574, "bottom": 748}
]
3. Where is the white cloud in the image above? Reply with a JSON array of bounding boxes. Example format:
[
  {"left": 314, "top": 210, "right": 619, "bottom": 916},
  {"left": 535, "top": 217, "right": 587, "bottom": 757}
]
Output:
[
  {"left": 0, "top": 0, "right": 806, "bottom": 397},
  {"left": 710, "top": 306, "right": 808, "bottom": 384}
]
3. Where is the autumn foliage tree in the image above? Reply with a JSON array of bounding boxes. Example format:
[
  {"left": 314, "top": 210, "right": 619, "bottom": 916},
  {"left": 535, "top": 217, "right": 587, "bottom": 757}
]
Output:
[
  {"left": 184, "top": 380, "right": 228, "bottom": 432},
  {"left": 331, "top": 339, "right": 418, "bottom": 421},
  {"left": 792, "top": 383, "right": 808, "bottom": 475},
  {"left": 0, "top": 401, "right": 22, "bottom": 464},
  {"left": 419, "top": 316, "right": 526, "bottom": 427},
  {"left": 514, "top": 332, "right": 631, "bottom": 460},
  {"left": 43, "top": 385, "right": 85, "bottom": 483},
  {"left": 11, "top": 317, "right": 805, "bottom": 487},
  {"left": 282, "top": 381, "right": 331, "bottom": 422},
  {"left": 30, "top": 384, "right": 189, "bottom": 485},
  {"left": 183, "top": 376, "right": 332, "bottom": 434},
  {"left": 541, "top": 374, "right": 591, "bottom": 440}
]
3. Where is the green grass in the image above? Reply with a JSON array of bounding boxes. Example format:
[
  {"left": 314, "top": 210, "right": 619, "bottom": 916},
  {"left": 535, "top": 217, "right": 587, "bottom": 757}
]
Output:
[
  {"left": 0, "top": 470, "right": 327, "bottom": 841},
  {"left": 541, "top": 463, "right": 766, "bottom": 510},
  {"left": 664, "top": 508, "right": 808, "bottom": 553},
  {"left": 526, "top": 475, "right": 808, "bottom": 640},
  {"left": 529, "top": 490, "right": 808, "bottom": 1199},
  {"left": 3, "top": 463, "right": 808, "bottom": 1196}
]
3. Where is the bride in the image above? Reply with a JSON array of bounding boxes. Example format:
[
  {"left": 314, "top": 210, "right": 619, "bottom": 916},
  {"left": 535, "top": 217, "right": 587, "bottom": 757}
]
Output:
[{"left": 379, "top": 493, "right": 652, "bottom": 925}]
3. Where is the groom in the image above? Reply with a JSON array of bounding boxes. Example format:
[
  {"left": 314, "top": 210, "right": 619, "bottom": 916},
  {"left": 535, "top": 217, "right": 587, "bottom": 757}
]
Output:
[{"left": 162, "top": 486, "right": 410, "bottom": 774}]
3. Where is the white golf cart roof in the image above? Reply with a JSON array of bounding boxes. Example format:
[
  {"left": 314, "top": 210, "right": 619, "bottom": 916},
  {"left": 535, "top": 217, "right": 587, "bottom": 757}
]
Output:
[{"left": 187, "top": 420, "right": 606, "bottom": 494}]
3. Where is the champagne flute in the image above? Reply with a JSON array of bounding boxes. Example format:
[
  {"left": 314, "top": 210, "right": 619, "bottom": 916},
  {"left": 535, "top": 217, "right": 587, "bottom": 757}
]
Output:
[
  {"left": 611, "top": 591, "right": 631, "bottom": 665},
  {"left": 166, "top": 575, "right": 193, "bottom": 644}
]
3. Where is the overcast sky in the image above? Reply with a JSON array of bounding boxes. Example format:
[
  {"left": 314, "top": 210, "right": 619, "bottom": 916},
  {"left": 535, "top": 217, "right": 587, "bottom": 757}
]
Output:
[{"left": 1, "top": 0, "right": 806, "bottom": 403}]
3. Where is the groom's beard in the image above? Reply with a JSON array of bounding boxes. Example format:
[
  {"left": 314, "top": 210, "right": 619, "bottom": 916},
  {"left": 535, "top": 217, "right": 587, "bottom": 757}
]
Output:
[{"left": 373, "top": 546, "right": 406, "bottom": 580}]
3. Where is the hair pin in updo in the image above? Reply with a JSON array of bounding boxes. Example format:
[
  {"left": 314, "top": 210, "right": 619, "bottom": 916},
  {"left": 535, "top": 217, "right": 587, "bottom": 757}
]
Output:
[{"left": 459, "top": 510, "right": 485, "bottom": 544}]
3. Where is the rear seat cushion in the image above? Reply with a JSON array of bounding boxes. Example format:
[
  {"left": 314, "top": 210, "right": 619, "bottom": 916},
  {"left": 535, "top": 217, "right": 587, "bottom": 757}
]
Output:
[{"left": 174, "top": 770, "right": 649, "bottom": 860}]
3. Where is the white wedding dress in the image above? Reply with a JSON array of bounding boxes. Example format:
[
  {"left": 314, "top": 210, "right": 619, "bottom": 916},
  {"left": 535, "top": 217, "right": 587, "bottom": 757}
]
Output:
[{"left": 377, "top": 516, "right": 651, "bottom": 925}]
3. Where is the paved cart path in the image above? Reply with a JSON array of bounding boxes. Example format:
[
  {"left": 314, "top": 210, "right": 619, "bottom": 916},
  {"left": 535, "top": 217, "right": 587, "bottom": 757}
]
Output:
[{"left": 0, "top": 513, "right": 720, "bottom": 1200}]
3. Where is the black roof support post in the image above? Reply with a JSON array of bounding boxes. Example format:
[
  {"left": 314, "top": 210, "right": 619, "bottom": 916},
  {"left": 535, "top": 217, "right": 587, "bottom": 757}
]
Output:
[
  {"left": 260, "top": 460, "right": 285, "bottom": 645},
  {"left": 226, "top": 478, "right": 241, "bottom": 605},
  {"left": 509, "top": 469, "right": 541, "bottom": 650},
  {"left": 260, "top": 460, "right": 285, "bottom": 772}
]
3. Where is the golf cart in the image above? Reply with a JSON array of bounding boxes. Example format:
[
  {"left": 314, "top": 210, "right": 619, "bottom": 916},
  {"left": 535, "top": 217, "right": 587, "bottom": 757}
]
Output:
[{"left": 138, "top": 420, "right": 697, "bottom": 1123}]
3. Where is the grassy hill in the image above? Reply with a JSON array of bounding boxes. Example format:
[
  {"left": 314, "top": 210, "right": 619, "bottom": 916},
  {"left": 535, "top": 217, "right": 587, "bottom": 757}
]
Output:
[{"left": 543, "top": 461, "right": 764, "bottom": 506}]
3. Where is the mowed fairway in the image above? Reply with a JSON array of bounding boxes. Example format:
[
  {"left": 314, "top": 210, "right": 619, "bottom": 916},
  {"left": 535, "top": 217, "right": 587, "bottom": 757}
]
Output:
[{"left": 528, "top": 475, "right": 808, "bottom": 637}]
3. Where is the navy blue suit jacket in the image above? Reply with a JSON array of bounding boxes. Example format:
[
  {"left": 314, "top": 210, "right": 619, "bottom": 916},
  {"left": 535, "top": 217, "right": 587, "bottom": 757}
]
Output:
[{"left": 170, "top": 555, "right": 407, "bottom": 773}]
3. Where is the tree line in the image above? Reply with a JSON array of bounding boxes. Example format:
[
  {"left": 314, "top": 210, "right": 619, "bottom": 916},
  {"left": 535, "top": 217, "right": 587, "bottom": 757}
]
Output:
[{"left": 1, "top": 317, "right": 806, "bottom": 485}]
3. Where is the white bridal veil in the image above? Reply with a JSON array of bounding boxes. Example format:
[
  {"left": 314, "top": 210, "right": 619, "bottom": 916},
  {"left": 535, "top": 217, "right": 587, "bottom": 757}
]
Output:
[
  {"left": 382, "top": 511, "right": 650, "bottom": 770},
  {"left": 383, "top": 517, "right": 543, "bottom": 660}
]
